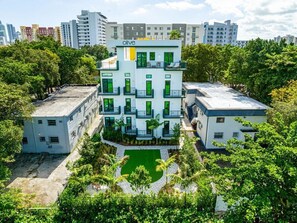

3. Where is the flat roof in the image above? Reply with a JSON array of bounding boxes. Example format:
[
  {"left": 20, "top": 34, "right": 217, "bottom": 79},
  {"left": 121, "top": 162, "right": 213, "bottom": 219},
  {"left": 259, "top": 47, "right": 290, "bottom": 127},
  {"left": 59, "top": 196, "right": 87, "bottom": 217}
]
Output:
[
  {"left": 107, "top": 40, "right": 182, "bottom": 48},
  {"left": 32, "top": 85, "right": 98, "bottom": 117},
  {"left": 183, "top": 82, "right": 268, "bottom": 110}
]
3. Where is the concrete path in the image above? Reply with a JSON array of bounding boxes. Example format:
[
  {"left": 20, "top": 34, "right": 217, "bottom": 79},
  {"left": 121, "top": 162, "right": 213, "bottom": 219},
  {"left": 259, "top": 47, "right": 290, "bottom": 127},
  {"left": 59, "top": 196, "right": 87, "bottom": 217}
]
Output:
[
  {"left": 7, "top": 115, "right": 103, "bottom": 206},
  {"left": 101, "top": 136, "right": 179, "bottom": 194}
]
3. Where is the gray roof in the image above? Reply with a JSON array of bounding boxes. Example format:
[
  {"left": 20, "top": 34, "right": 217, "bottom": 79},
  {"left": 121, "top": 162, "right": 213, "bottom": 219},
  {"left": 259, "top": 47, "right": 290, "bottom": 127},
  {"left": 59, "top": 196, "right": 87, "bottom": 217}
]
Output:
[
  {"left": 32, "top": 85, "right": 98, "bottom": 117},
  {"left": 183, "top": 82, "right": 269, "bottom": 110}
]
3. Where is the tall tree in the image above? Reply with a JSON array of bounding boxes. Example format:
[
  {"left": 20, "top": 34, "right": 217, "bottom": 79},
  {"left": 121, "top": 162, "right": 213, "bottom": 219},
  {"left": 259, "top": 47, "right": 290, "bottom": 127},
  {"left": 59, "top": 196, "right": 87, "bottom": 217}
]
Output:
[
  {"left": 80, "top": 45, "right": 109, "bottom": 62},
  {"left": 169, "top": 30, "right": 181, "bottom": 40},
  {"left": 156, "top": 155, "right": 176, "bottom": 185},
  {"left": 204, "top": 118, "right": 297, "bottom": 222}
]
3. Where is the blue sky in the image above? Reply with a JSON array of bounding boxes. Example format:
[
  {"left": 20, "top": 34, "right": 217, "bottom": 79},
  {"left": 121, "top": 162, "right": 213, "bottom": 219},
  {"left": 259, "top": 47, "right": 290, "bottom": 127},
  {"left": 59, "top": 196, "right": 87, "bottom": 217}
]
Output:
[{"left": 1, "top": 0, "right": 297, "bottom": 40}]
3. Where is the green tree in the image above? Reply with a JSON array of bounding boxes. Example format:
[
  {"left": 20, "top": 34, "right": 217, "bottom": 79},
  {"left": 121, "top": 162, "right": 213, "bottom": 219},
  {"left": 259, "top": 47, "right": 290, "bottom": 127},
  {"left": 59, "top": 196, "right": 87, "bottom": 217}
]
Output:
[
  {"left": 80, "top": 44, "right": 109, "bottom": 62},
  {"left": 156, "top": 155, "right": 176, "bottom": 185},
  {"left": 169, "top": 30, "right": 181, "bottom": 40},
  {"left": 204, "top": 118, "right": 297, "bottom": 222},
  {"left": 113, "top": 115, "right": 128, "bottom": 141},
  {"left": 171, "top": 123, "right": 181, "bottom": 146},
  {"left": 129, "top": 165, "right": 152, "bottom": 194},
  {"left": 146, "top": 114, "right": 164, "bottom": 138}
]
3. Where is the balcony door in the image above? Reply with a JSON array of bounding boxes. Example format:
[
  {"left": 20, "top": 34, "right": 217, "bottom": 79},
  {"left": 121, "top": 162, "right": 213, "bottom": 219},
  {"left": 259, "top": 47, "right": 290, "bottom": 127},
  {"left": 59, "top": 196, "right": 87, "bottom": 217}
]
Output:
[
  {"left": 125, "top": 98, "right": 131, "bottom": 112},
  {"left": 164, "top": 101, "right": 170, "bottom": 115},
  {"left": 137, "top": 52, "right": 147, "bottom": 68},
  {"left": 164, "top": 121, "right": 170, "bottom": 134},
  {"left": 165, "top": 80, "right": 171, "bottom": 95},
  {"left": 164, "top": 52, "right": 174, "bottom": 63},
  {"left": 146, "top": 80, "right": 152, "bottom": 96},
  {"left": 146, "top": 101, "right": 152, "bottom": 116},
  {"left": 102, "top": 79, "right": 113, "bottom": 93},
  {"left": 103, "top": 98, "right": 114, "bottom": 112},
  {"left": 125, "top": 78, "right": 131, "bottom": 93},
  {"left": 126, "top": 117, "right": 132, "bottom": 131}
]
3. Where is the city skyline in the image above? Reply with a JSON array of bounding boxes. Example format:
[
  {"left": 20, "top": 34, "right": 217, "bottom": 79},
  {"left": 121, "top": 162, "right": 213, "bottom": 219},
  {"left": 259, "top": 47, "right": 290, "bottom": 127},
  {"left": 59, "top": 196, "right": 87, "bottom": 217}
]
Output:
[{"left": 1, "top": 0, "right": 297, "bottom": 40}]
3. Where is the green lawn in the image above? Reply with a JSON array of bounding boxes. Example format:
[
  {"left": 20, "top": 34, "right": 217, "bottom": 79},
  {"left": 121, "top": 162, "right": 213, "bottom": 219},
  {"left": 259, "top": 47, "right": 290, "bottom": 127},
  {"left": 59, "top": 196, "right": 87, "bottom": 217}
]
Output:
[{"left": 121, "top": 149, "right": 163, "bottom": 183}]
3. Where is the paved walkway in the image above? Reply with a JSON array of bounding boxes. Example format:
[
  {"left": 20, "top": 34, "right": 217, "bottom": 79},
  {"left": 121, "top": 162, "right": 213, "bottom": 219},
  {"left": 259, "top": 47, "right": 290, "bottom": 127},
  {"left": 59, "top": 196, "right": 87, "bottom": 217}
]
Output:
[
  {"left": 7, "top": 115, "right": 103, "bottom": 206},
  {"left": 101, "top": 136, "right": 179, "bottom": 194}
]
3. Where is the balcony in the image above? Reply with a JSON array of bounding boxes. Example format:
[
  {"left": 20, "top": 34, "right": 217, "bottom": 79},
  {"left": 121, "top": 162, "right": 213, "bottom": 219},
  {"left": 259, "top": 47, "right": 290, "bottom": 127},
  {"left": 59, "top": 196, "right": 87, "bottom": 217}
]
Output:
[
  {"left": 99, "top": 105, "right": 121, "bottom": 115},
  {"left": 123, "top": 87, "right": 136, "bottom": 95},
  {"left": 136, "top": 109, "right": 154, "bottom": 119},
  {"left": 163, "top": 89, "right": 185, "bottom": 98},
  {"left": 124, "top": 106, "right": 136, "bottom": 115},
  {"left": 98, "top": 86, "right": 120, "bottom": 95},
  {"left": 163, "top": 110, "right": 183, "bottom": 119},
  {"left": 162, "top": 129, "right": 174, "bottom": 138},
  {"left": 164, "top": 62, "right": 187, "bottom": 71},
  {"left": 98, "top": 56, "right": 119, "bottom": 70},
  {"left": 135, "top": 90, "right": 154, "bottom": 98},
  {"left": 136, "top": 61, "right": 164, "bottom": 69},
  {"left": 125, "top": 126, "right": 137, "bottom": 135},
  {"left": 136, "top": 129, "right": 153, "bottom": 139}
]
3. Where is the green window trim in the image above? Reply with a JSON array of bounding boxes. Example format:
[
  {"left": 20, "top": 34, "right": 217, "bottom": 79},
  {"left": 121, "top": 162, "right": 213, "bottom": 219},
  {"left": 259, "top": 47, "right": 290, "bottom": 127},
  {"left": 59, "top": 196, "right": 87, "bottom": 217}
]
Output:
[
  {"left": 125, "top": 78, "right": 131, "bottom": 93},
  {"left": 164, "top": 101, "right": 170, "bottom": 115},
  {"left": 146, "top": 101, "right": 152, "bottom": 115},
  {"left": 146, "top": 80, "right": 152, "bottom": 96},
  {"left": 165, "top": 80, "right": 171, "bottom": 95},
  {"left": 125, "top": 98, "right": 131, "bottom": 111},
  {"left": 102, "top": 79, "right": 113, "bottom": 93},
  {"left": 137, "top": 52, "right": 147, "bottom": 68},
  {"left": 164, "top": 52, "right": 174, "bottom": 63},
  {"left": 149, "top": 52, "right": 155, "bottom": 61},
  {"left": 103, "top": 98, "right": 114, "bottom": 111}
]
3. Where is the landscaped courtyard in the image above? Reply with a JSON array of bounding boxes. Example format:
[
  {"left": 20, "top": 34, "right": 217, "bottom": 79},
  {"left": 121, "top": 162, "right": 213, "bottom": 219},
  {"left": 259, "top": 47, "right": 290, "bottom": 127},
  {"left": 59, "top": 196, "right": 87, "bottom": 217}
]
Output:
[{"left": 121, "top": 149, "right": 163, "bottom": 182}]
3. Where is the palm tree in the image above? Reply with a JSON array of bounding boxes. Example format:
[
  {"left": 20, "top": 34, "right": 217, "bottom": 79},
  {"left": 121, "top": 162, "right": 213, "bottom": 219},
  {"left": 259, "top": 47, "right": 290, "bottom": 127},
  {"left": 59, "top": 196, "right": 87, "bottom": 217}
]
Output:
[
  {"left": 92, "top": 173, "right": 128, "bottom": 192},
  {"left": 156, "top": 154, "right": 176, "bottom": 185},
  {"left": 146, "top": 114, "right": 164, "bottom": 138}
]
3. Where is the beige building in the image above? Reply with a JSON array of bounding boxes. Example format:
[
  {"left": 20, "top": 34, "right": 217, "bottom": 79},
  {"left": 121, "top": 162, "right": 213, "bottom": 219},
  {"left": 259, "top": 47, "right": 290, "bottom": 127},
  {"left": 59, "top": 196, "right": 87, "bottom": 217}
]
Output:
[{"left": 20, "top": 24, "right": 61, "bottom": 42}]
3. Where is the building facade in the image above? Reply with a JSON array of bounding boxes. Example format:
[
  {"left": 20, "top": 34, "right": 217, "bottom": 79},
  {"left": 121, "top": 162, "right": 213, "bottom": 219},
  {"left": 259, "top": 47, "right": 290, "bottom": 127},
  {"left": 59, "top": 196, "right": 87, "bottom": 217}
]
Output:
[
  {"left": 183, "top": 83, "right": 268, "bottom": 149},
  {"left": 0, "top": 21, "right": 7, "bottom": 46},
  {"left": 61, "top": 20, "right": 79, "bottom": 49},
  {"left": 22, "top": 85, "right": 99, "bottom": 154},
  {"left": 274, "top": 35, "right": 297, "bottom": 45},
  {"left": 106, "top": 23, "right": 204, "bottom": 46},
  {"left": 6, "top": 24, "right": 18, "bottom": 43},
  {"left": 77, "top": 10, "right": 107, "bottom": 47},
  {"left": 99, "top": 40, "right": 185, "bottom": 139},
  {"left": 20, "top": 24, "right": 61, "bottom": 42},
  {"left": 235, "top": 40, "right": 249, "bottom": 48},
  {"left": 203, "top": 20, "right": 238, "bottom": 46}
]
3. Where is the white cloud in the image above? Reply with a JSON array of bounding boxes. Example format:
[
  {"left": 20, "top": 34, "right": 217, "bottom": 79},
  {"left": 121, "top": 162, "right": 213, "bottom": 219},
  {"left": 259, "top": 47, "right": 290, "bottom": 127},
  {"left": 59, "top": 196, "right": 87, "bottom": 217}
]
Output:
[
  {"left": 132, "top": 7, "right": 148, "bottom": 15},
  {"left": 204, "top": 0, "right": 297, "bottom": 39},
  {"left": 155, "top": 0, "right": 205, "bottom": 11}
]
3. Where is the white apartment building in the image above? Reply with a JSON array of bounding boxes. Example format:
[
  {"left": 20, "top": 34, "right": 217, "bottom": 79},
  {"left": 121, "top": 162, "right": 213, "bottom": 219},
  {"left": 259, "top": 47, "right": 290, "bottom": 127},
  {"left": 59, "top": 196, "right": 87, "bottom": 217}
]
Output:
[
  {"left": 203, "top": 20, "right": 238, "bottom": 46},
  {"left": 236, "top": 40, "right": 249, "bottom": 48},
  {"left": 183, "top": 83, "right": 268, "bottom": 149},
  {"left": 22, "top": 85, "right": 99, "bottom": 154},
  {"left": 77, "top": 10, "right": 107, "bottom": 47},
  {"left": 99, "top": 40, "right": 185, "bottom": 139},
  {"left": 274, "top": 35, "right": 297, "bottom": 45},
  {"left": 106, "top": 23, "right": 204, "bottom": 46},
  {"left": 61, "top": 20, "right": 79, "bottom": 49}
]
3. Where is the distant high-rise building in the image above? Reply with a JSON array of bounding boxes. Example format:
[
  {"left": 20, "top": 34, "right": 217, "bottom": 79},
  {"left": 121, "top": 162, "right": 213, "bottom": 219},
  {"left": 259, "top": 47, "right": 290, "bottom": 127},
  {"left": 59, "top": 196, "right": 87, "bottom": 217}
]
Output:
[
  {"left": 203, "top": 20, "right": 238, "bottom": 46},
  {"left": 6, "top": 24, "right": 18, "bottom": 43},
  {"left": 274, "top": 35, "right": 297, "bottom": 45},
  {"left": 236, "top": 40, "right": 249, "bottom": 48},
  {"left": 61, "top": 20, "right": 79, "bottom": 49},
  {"left": 106, "top": 23, "right": 204, "bottom": 46},
  {"left": 77, "top": 10, "right": 107, "bottom": 47},
  {"left": 20, "top": 24, "right": 61, "bottom": 42},
  {"left": 0, "top": 21, "right": 8, "bottom": 46}
]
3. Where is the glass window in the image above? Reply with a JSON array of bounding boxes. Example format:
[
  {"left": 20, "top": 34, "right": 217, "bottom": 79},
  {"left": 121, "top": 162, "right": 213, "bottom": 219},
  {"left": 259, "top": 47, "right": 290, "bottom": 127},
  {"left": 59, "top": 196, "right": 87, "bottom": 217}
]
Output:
[
  {"left": 164, "top": 52, "right": 174, "bottom": 63},
  {"left": 164, "top": 121, "right": 169, "bottom": 133},
  {"left": 126, "top": 117, "right": 132, "bottom": 130},
  {"left": 102, "top": 79, "right": 113, "bottom": 93},
  {"left": 216, "top": 117, "right": 225, "bottom": 123},
  {"left": 146, "top": 80, "right": 152, "bottom": 96},
  {"left": 125, "top": 78, "right": 131, "bottom": 93},
  {"left": 49, "top": 137, "right": 59, "bottom": 144},
  {"left": 22, "top": 137, "right": 28, "bottom": 144},
  {"left": 38, "top": 120, "right": 42, "bottom": 124},
  {"left": 103, "top": 98, "right": 114, "bottom": 112},
  {"left": 214, "top": 132, "right": 224, "bottom": 139},
  {"left": 125, "top": 98, "right": 131, "bottom": 111},
  {"left": 233, "top": 132, "right": 239, "bottom": 138},
  {"left": 47, "top": 120, "right": 56, "bottom": 126},
  {"left": 136, "top": 52, "right": 147, "bottom": 68},
  {"left": 165, "top": 80, "right": 171, "bottom": 95},
  {"left": 164, "top": 101, "right": 170, "bottom": 115},
  {"left": 40, "top": 136, "right": 45, "bottom": 142},
  {"left": 146, "top": 101, "right": 152, "bottom": 115},
  {"left": 105, "top": 117, "right": 115, "bottom": 128}
]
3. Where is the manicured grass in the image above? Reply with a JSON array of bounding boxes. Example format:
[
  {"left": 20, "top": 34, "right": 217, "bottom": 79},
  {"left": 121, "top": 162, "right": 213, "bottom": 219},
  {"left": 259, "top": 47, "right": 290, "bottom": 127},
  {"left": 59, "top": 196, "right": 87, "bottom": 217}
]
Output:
[{"left": 121, "top": 149, "right": 163, "bottom": 183}]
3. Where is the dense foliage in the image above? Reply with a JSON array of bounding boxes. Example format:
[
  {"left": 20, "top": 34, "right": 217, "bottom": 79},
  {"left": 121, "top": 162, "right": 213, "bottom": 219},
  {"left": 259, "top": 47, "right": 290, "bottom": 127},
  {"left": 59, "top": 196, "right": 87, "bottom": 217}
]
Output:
[{"left": 182, "top": 38, "right": 297, "bottom": 104}]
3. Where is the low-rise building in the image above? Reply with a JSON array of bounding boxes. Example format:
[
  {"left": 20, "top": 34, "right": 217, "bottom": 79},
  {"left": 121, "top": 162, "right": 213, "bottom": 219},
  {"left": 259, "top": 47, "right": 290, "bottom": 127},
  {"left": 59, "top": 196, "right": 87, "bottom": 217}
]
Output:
[
  {"left": 22, "top": 85, "right": 99, "bottom": 154},
  {"left": 183, "top": 83, "right": 268, "bottom": 149}
]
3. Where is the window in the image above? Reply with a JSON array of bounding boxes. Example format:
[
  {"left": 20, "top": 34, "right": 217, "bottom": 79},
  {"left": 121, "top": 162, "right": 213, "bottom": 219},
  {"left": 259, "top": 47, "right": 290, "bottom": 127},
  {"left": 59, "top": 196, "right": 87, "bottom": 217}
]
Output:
[
  {"left": 103, "top": 98, "right": 114, "bottom": 112},
  {"left": 71, "top": 131, "right": 76, "bottom": 138},
  {"left": 164, "top": 52, "right": 174, "bottom": 63},
  {"left": 147, "top": 27, "right": 151, "bottom": 30},
  {"left": 233, "top": 132, "right": 239, "bottom": 138},
  {"left": 214, "top": 132, "right": 224, "bottom": 139},
  {"left": 146, "top": 80, "right": 152, "bottom": 96},
  {"left": 39, "top": 136, "right": 45, "bottom": 142},
  {"left": 136, "top": 52, "right": 147, "bottom": 68},
  {"left": 146, "top": 101, "right": 152, "bottom": 115},
  {"left": 47, "top": 120, "right": 56, "bottom": 126},
  {"left": 49, "top": 137, "right": 59, "bottom": 144},
  {"left": 147, "top": 32, "right": 151, "bottom": 35},
  {"left": 126, "top": 117, "right": 132, "bottom": 131},
  {"left": 22, "top": 137, "right": 28, "bottom": 144},
  {"left": 165, "top": 80, "right": 171, "bottom": 95},
  {"left": 38, "top": 120, "right": 42, "bottom": 124},
  {"left": 102, "top": 79, "right": 113, "bottom": 93},
  {"left": 216, "top": 117, "right": 225, "bottom": 123},
  {"left": 149, "top": 52, "right": 155, "bottom": 61},
  {"left": 125, "top": 78, "right": 131, "bottom": 93},
  {"left": 164, "top": 101, "right": 170, "bottom": 115}
]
